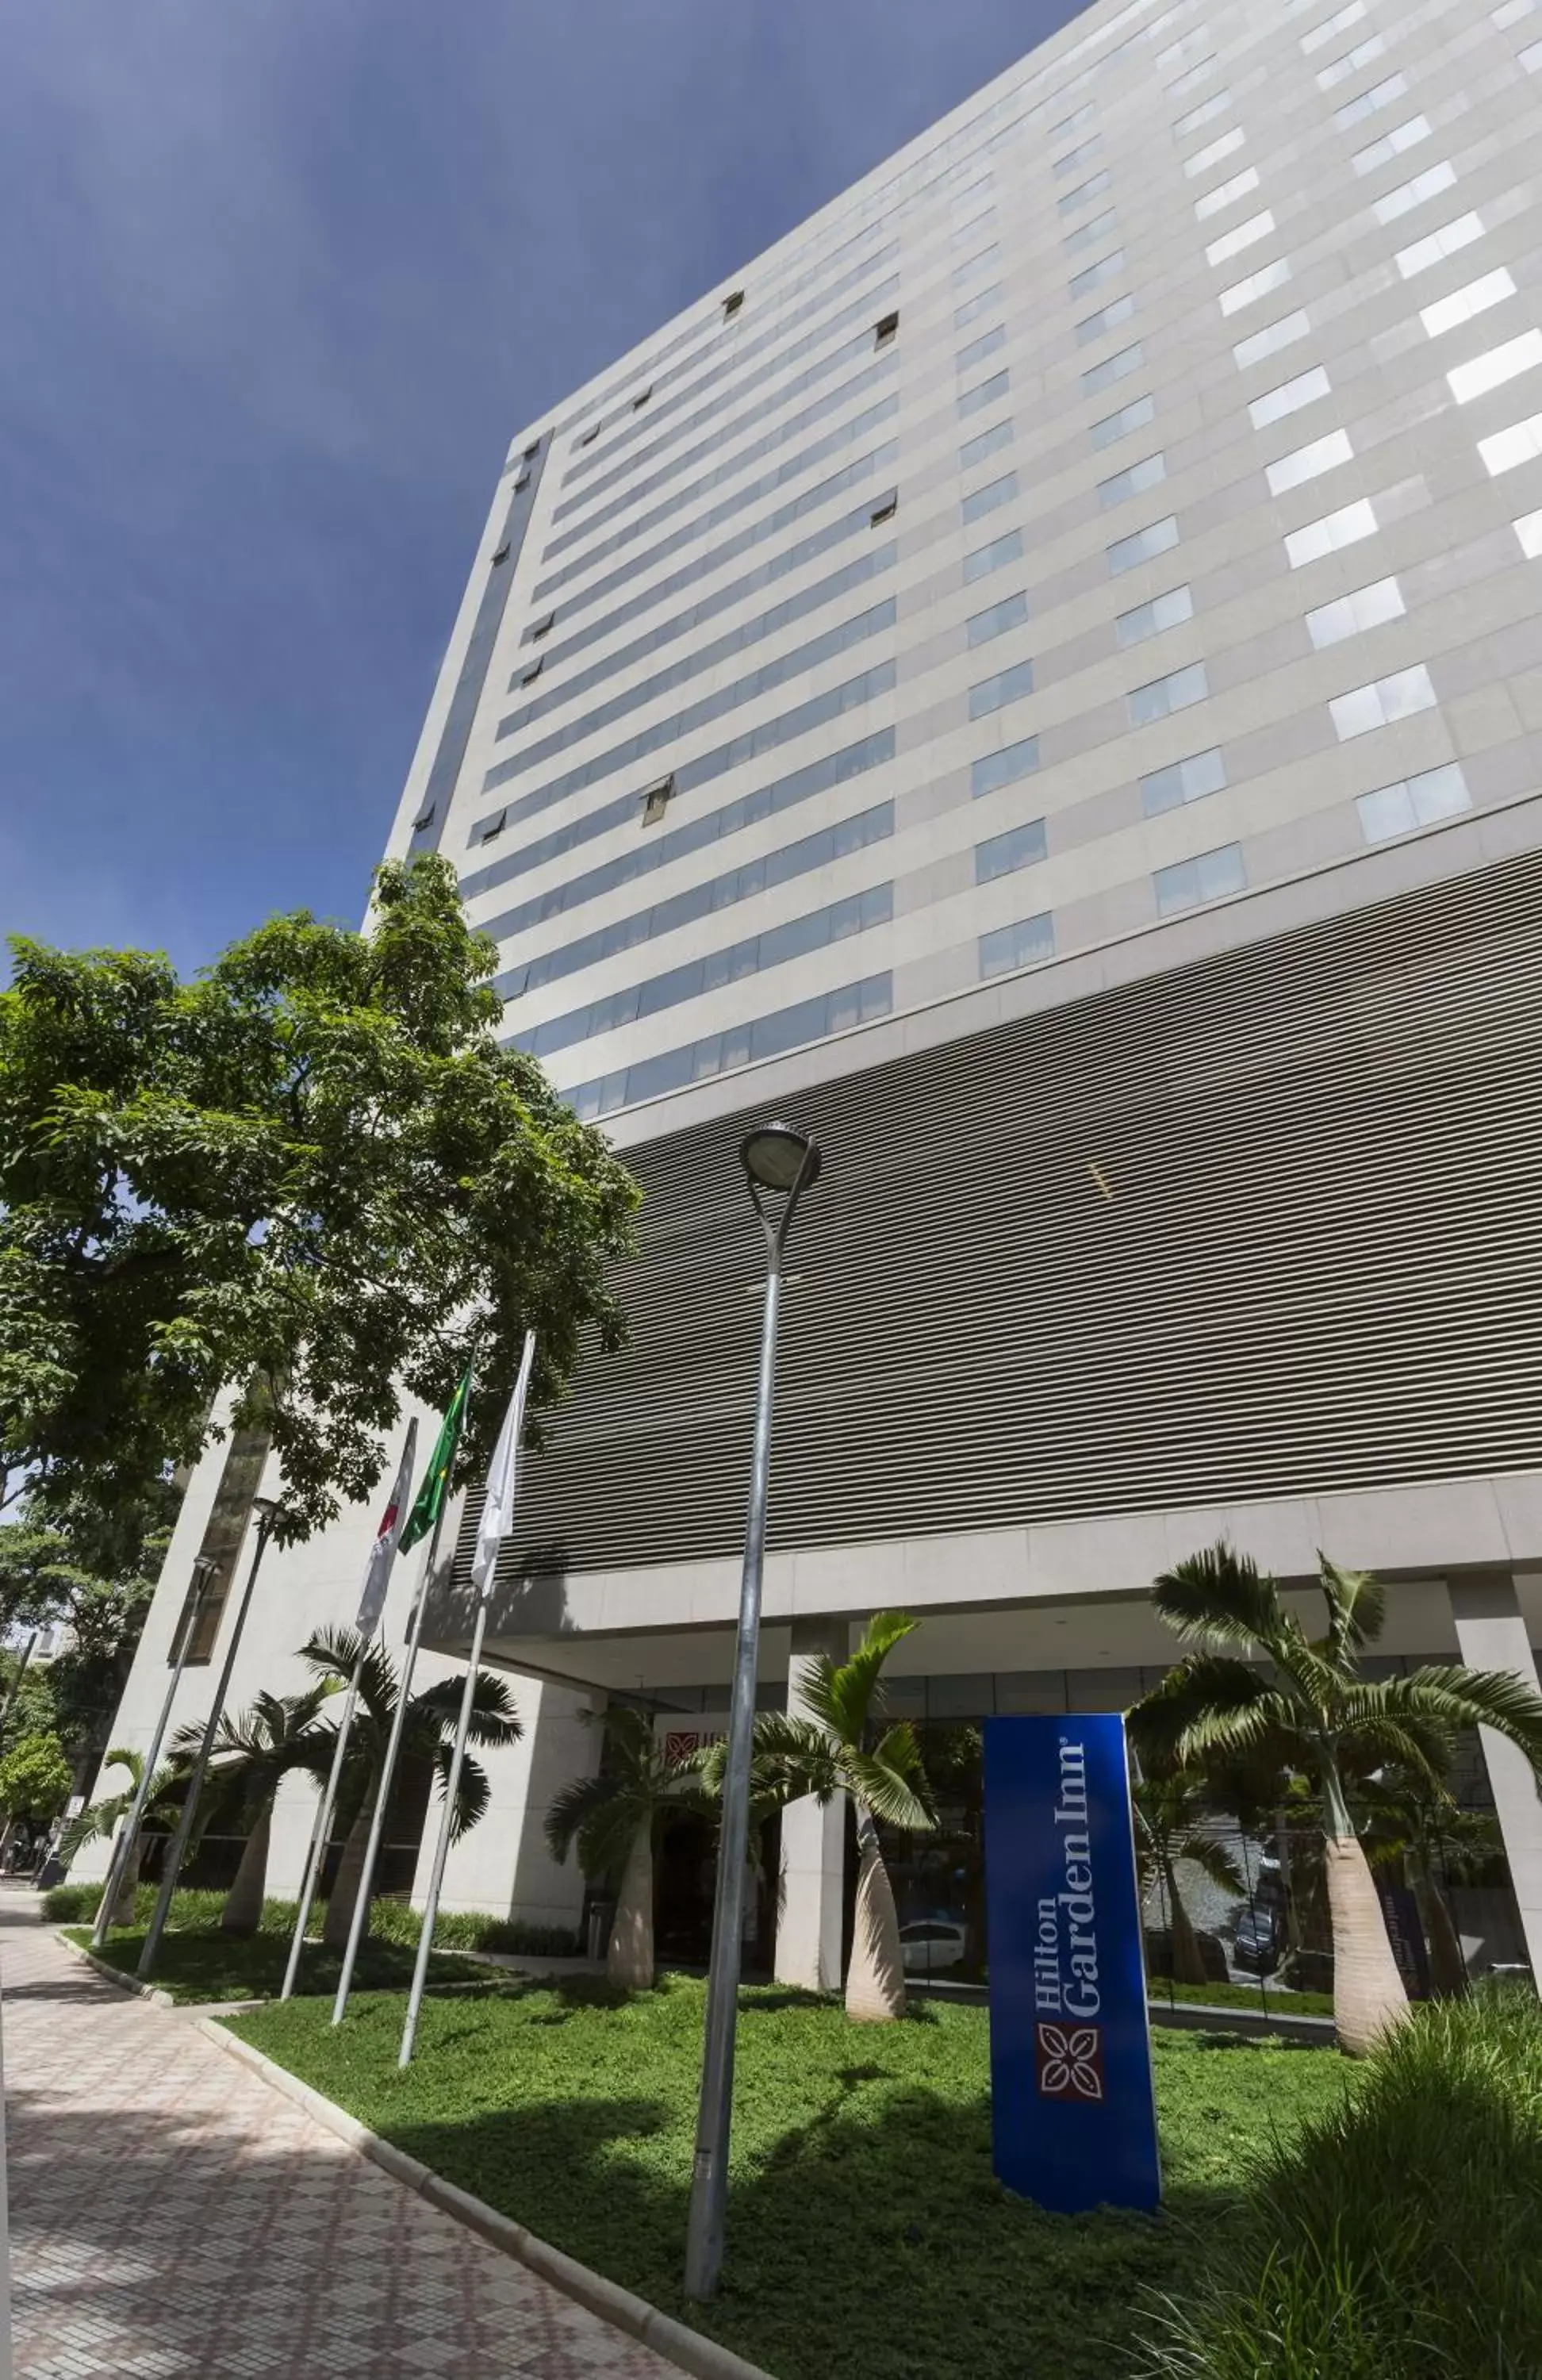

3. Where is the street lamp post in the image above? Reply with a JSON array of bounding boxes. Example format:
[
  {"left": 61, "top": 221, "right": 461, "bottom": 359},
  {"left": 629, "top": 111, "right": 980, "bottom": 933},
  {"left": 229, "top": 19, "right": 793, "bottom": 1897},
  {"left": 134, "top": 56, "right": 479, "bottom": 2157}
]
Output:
[
  {"left": 685, "top": 1121, "right": 822, "bottom": 2303},
  {"left": 137, "top": 1496, "right": 286, "bottom": 1979},
  {"left": 90, "top": 1555, "right": 217, "bottom": 1948}
]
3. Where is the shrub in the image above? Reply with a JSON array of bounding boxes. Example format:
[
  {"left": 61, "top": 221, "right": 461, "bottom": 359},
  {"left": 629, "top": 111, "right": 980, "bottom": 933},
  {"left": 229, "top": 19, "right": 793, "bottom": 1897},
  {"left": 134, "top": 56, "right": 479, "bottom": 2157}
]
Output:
[
  {"left": 42, "top": 1879, "right": 579, "bottom": 1957},
  {"left": 1133, "top": 1988, "right": 1542, "bottom": 2377}
]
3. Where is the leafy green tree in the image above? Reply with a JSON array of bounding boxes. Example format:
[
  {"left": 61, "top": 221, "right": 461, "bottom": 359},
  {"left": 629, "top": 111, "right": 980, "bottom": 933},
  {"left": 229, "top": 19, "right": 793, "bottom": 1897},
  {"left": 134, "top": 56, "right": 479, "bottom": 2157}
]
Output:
[
  {"left": 707, "top": 1612, "right": 935, "bottom": 2022},
  {"left": 1130, "top": 1543, "right": 1542, "bottom": 2054},
  {"left": 1, "top": 854, "right": 639, "bottom": 1537},
  {"left": 1363, "top": 1765, "right": 1501, "bottom": 1998},
  {"left": 0, "top": 1731, "right": 73, "bottom": 1831},
  {"left": 171, "top": 1685, "right": 336, "bottom": 1937},
  {"left": 1132, "top": 1766, "right": 1243, "bottom": 1989},
  {"left": 298, "top": 1626, "right": 522, "bottom": 1950},
  {"left": 0, "top": 1488, "right": 171, "bottom": 1783},
  {"left": 58, "top": 1746, "right": 189, "bottom": 1925},
  {"left": 546, "top": 1708, "right": 704, "bottom": 1989}
]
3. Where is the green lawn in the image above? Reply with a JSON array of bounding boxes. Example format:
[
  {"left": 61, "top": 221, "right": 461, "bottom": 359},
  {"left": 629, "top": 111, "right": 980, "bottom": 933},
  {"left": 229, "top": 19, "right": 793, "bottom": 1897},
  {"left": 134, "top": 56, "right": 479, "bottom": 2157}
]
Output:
[
  {"left": 70, "top": 1924, "right": 488, "bottom": 2006},
  {"left": 1145, "top": 1976, "right": 1336, "bottom": 2018},
  {"left": 228, "top": 1973, "right": 1349, "bottom": 2380}
]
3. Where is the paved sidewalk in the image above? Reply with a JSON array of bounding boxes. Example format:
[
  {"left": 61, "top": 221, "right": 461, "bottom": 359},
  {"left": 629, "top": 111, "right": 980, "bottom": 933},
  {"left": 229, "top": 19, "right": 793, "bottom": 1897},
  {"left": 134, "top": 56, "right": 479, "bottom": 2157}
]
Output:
[{"left": 1, "top": 1894, "right": 678, "bottom": 2379}]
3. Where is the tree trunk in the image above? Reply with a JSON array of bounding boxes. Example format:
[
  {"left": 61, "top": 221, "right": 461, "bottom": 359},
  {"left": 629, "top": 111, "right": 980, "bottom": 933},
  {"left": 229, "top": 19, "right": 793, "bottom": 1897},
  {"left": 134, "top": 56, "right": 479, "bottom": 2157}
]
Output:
[
  {"left": 1325, "top": 1830, "right": 1410, "bottom": 2055},
  {"left": 846, "top": 1810, "right": 906, "bottom": 2021},
  {"left": 1414, "top": 1865, "right": 1468, "bottom": 1998},
  {"left": 221, "top": 1802, "right": 273, "bottom": 1937},
  {"left": 322, "top": 1792, "right": 376, "bottom": 1952},
  {"left": 109, "top": 1828, "right": 144, "bottom": 1928},
  {"left": 1163, "top": 1855, "right": 1209, "bottom": 1988},
  {"left": 607, "top": 1825, "right": 654, "bottom": 1990}
]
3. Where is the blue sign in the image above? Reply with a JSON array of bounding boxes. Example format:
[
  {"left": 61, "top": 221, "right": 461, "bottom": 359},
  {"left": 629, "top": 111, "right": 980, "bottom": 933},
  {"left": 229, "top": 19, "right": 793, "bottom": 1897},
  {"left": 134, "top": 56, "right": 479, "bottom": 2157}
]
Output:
[{"left": 984, "top": 1713, "right": 1161, "bottom": 2214}]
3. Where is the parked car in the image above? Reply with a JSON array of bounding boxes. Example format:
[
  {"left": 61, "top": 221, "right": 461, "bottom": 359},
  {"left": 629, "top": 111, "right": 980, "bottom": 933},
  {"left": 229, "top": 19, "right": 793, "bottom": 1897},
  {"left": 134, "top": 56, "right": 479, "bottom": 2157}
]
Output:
[
  {"left": 1231, "top": 1903, "right": 1287, "bottom": 1975},
  {"left": 900, "top": 1917, "right": 969, "bottom": 1974}
]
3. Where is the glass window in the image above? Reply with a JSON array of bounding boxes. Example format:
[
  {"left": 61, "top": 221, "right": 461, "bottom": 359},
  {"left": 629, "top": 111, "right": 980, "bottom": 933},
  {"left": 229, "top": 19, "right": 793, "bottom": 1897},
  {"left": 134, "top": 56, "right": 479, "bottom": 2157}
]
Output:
[
  {"left": 1158, "top": 28, "right": 1211, "bottom": 70},
  {"left": 1218, "top": 257, "right": 1291, "bottom": 316},
  {"left": 1090, "top": 392, "right": 1156, "bottom": 449},
  {"left": 950, "top": 209, "right": 999, "bottom": 248},
  {"left": 1051, "top": 102, "right": 1096, "bottom": 144},
  {"left": 1352, "top": 115, "right": 1430, "bottom": 174},
  {"left": 1108, "top": 514, "right": 1180, "bottom": 573},
  {"left": 1141, "top": 746, "right": 1226, "bottom": 814},
  {"left": 1494, "top": 0, "right": 1538, "bottom": 24},
  {"left": 1195, "top": 167, "right": 1260, "bottom": 221},
  {"left": 976, "top": 817, "right": 1048, "bottom": 883},
  {"left": 972, "top": 735, "right": 1041, "bottom": 798},
  {"left": 966, "top": 589, "right": 1030, "bottom": 647},
  {"left": 1329, "top": 662, "right": 1437, "bottom": 739},
  {"left": 1099, "top": 451, "right": 1167, "bottom": 507},
  {"left": 964, "top": 527, "right": 1024, "bottom": 583},
  {"left": 961, "top": 470, "right": 1018, "bottom": 525},
  {"left": 1421, "top": 269, "right": 1516, "bottom": 336},
  {"left": 1479, "top": 412, "right": 1542, "bottom": 474},
  {"left": 1316, "top": 31, "right": 1387, "bottom": 88},
  {"left": 1184, "top": 126, "right": 1245, "bottom": 177},
  {"left": 1333, "top": 69, "right": 1408, "bottom": 128},
  {"left": 1053, "top": 132, "right": 1104, "bottom": 178},
  {"left": 1266, "top": 428, "right": 1353, "bottom": 494},
  {"left": 1128, "top": 660, "right": 1208, "bottom": 724},
  {"left": 954, "top": 282, "right": 1003, "bottom": 331},
  {"left": 1233, "top": 310, "right": 1310, "bottom": 368},
  {"left": 1064, "top": 209, "right": 1121, "bottom": 257},
  {"left": 1154, "top": 842, "right": 1245, "bottom": 912},
  {"left": 1068, "top": 249, "right": 1126, "bottom": 299},
  {"left": 566, "top": 974, "right": 893, "bottom": 1121},
  {"left": 1249, "top": 364, "right": 1331, "bottom": 428},
  {"left": 1076, "top": 292, "right": 1137, "bottom": 344},
  {"left": 1168, "top": 56, "right": 1219, "bottom": 96},
  {"left": 1302, "top": 2, "right": 1366, "bottom": 55},
  {"left": 1117, "top": 584, "right": 1195, "bottom": 645},
  {"left": 953, "top": 244, "right": 1001, "bottom": 290},
  {"left": 1059, "top": 169, "right": 1112, "bottom": 214},
  {"left": 1397, "top": 212, "right": 1485, "bottom": 278},
  {"left": 980, "top": 911, "right": 1055, "bottom": 978},
  {"left": 1448, "top": 330, "right": 1542, "bottom": 404},
  {"left": 1373, "top": 161, "right": 1457, "bottom": 225},
  {"left": 1285, "top": 495, "right": 1378, "bottom": 566},
  {"left": 1523, "top": 36, "right": 1542, "bottom": 67},
  {"left": 1206, "top": 210, "right": 1275, "bottom": 268},
  {"left": 970, "top": 657, "right": 1036, "bottom": 719},
  {"left": 957, "top": 324, "right": 1007, "bottom": 373},
  {"left": 1513, "top": 506, "right": 1542, "bottom": 558},
  {"left": 1356, "top": 762, "right": 1470, "bottom": 842},
  {"left": 958, "top": 369, "right": 1011, "bottom": 421},
  {"left": 1082, "top": 341, "right": 1144, "bottom": 395},
  {"left": 1174, "top": 89, "right": 1233, "bottom": 136},
  {"left": 960, "top": 419, "right": 1013, "bottom": 473},
  {"left": 1305, "top": 574, "right": 1405, "bottom": 647}
]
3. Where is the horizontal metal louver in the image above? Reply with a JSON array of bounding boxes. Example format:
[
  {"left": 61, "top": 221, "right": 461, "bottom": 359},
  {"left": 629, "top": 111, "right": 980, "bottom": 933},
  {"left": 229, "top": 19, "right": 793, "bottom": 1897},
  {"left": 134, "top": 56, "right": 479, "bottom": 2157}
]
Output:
[{"left": 490, "top": 849, "right": 1542, "bottom": 1583}]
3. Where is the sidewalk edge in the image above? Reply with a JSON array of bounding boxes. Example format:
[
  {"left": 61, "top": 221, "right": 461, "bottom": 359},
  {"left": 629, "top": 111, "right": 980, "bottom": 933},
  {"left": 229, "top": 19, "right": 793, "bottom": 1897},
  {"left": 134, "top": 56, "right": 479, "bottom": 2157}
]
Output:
[
  {"left": 200, "top": 2018, "right": 777, "bottom": 2380},
  {"left": 54, "top": 1930, "right": 177, "bottom": 2010}
]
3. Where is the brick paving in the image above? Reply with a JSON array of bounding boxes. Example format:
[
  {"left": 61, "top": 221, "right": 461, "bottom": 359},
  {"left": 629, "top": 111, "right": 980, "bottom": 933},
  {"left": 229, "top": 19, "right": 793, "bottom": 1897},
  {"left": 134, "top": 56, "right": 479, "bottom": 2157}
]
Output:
[{"left": 1, "top": 1893, "right": 678, "bottom": 2379}]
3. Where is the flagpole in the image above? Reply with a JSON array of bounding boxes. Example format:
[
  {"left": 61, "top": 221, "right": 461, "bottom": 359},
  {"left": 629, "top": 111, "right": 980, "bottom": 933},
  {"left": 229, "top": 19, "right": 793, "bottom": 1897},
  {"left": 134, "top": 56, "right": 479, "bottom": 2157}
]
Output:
[
  {"left": 279, "top": 1660, "right": 359, "bottom": 2002},
  {"left": 398, "top": 1330, "right": 535, "bottom": 2069},
  {"left": 91, "top": 1557, "right": 215, "bottom": 1948},
  {"left": 329, "top": 1507, "right": 447, "bottom": 2025}
]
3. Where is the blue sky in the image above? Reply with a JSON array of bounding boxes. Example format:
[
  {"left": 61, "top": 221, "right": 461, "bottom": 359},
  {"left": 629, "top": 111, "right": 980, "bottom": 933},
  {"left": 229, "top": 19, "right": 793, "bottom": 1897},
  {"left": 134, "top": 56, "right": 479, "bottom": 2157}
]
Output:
[{"left": 1, "top": 0, "right": 1075, "bottom": 977}]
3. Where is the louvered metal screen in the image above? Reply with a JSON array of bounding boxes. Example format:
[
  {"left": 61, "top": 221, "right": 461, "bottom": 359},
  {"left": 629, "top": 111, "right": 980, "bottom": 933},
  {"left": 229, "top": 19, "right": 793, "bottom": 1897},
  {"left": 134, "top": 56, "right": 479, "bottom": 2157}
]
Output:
[{"left": 497, "top": 850, "right": 1542, "bottom": 1580}]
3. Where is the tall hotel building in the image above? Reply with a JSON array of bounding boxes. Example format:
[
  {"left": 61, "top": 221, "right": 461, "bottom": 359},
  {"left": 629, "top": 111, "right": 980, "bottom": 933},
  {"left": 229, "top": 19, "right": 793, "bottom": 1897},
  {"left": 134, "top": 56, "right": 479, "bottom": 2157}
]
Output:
[{"left": 96, "top": 0, "right": 1542, "bottom": 1984}]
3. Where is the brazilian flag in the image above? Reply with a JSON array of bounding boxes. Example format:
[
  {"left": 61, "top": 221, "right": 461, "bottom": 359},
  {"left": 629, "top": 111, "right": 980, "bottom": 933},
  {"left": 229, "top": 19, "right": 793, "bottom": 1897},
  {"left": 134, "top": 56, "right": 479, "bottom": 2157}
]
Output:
[{"left": 399, "top": 1368, "right": 472, "bottom": 1552}]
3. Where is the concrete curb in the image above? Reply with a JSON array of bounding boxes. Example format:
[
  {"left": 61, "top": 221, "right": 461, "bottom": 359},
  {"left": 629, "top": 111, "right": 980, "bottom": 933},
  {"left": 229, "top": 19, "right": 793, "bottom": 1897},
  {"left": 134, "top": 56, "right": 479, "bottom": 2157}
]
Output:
[
  {"left": 201, "top": 2018, "right": 777, "bottom": 2380},
  {"left": 54, "top": 1929, "right": 178, "bottom": 2010}
]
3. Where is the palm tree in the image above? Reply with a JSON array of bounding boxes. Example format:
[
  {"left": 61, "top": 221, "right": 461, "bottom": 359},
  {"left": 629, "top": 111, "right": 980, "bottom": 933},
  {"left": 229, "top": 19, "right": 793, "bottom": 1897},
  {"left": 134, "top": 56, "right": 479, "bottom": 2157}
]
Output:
[
  {"left": 711, "top": 1611, "right": 935, "bottom": 2022},
  {"left": 1132, "top": 1766, "right": 1243, "bottom": 1990},
  {"left": 59, "top": 1747, "right": 188, "bottom": 1927},
  {"left": 299, "top": 1628, "right": 521, "bottom": 1952},
  {"left": 1363, "top": 1764, "right": 1501, "bottom": 1998},
  {"left": 1130, "top": 1543, "right": 1542, "bottom": 2055},
  {"left": 173, "top": 1687, "right": 336, "bottom": 1936},
  {"left": 545, "top": 1708, "right": 703, "bottom": 1988}
]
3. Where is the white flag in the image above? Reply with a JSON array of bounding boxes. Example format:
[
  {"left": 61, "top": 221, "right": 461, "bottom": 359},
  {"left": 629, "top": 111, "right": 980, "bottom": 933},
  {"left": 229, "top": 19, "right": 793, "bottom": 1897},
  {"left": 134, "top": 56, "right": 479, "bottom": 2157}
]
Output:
[
  {"left": 472, "top": 1332, "right": 536, "bottom": 1602},
  {"left": 355, "top": 1419, "right": 418, "bottom": 1641}
]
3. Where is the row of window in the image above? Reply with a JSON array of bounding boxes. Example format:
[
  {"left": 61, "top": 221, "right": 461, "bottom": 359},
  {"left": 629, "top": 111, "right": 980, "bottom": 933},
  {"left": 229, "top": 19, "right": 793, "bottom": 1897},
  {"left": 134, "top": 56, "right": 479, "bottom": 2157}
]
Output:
[
  {"left": 566, "top": 973, "right": 893, "bottom": 1123},
  {"left": 495, "top": 543, "right": 896, "bottom": 772},
  {"left": 497, "top": 802, "right": 895, "bottom": 1003},
  {"left": 481, "top": 620, "right": 896, "bottom": 823},
  {"left": 513, "top": 884, "right": 893, "bottom": 1059}
]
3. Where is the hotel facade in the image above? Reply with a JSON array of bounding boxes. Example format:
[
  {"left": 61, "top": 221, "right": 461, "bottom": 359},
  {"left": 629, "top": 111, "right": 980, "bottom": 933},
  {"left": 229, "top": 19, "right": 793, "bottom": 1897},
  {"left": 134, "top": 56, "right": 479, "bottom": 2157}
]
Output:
[{"left": 90, "top": 0, "right": 1542, "bottom": 1988}]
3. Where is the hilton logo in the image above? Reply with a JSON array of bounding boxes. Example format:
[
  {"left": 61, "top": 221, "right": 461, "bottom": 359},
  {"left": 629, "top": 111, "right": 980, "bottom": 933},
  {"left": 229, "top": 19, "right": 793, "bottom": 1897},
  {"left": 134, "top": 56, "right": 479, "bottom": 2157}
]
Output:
[{"left": 1034, "top": 2021, "right": 1104, "bottom": 2102}]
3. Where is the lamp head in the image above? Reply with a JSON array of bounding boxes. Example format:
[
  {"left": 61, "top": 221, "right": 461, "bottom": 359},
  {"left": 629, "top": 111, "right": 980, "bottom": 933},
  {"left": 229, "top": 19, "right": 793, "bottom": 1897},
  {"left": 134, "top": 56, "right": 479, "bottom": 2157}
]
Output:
[{"left": 738, "top": 1121, "right": 822, "bottom": 1196}]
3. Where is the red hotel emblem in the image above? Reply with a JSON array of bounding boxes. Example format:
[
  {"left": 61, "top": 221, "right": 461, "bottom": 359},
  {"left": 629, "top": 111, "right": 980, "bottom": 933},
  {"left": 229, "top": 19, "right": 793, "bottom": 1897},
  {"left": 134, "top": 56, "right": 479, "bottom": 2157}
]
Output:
[{"left": 1035, "top": 2022, "right": 1104, "bottom": 2101}]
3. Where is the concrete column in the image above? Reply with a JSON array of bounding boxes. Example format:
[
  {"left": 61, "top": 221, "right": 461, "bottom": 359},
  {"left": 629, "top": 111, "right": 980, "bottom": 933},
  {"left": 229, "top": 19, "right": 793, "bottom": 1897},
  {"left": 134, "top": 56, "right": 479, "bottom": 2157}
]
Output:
[
  {"left": 774, "top": 1618, "right": 849, "bottom": 1992},
  {"left": 1448, "top": 1572, "right": 1542, "bottom": 1985}
]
